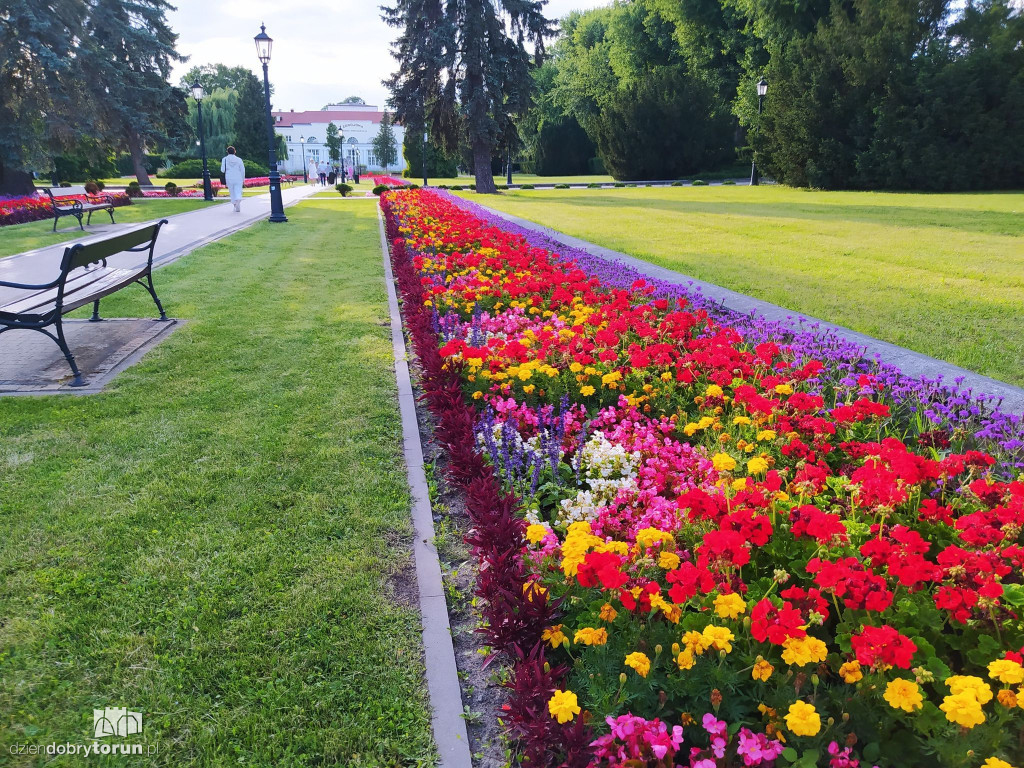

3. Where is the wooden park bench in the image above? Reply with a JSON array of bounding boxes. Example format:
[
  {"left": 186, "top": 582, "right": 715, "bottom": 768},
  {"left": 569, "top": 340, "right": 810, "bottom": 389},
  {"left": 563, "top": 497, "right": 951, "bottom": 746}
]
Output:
[
  {"left": 0, "top": 221, "right": 169, "bottom": 387},
  {"left": 43, "top": 186, "right": 118, "bottom": 232}
]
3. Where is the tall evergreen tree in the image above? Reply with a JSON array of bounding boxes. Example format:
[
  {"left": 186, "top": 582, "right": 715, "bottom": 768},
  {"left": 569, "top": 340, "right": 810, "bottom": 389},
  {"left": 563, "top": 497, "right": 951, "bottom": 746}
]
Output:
[
  {"left": 372, "top": 113, "right": 399, "bottom": 172},
  {"left": 232, "top": 72, "right": 269, "bottom": 166},
  {"left": 325, "top": 122, "right": 343, "bottom": 164},
  {"left": 0, "top": 0, "right": 91, "bottom": 194},
  {"left": 81, "top": 0, "right": 186, "bottom": 184},
  {"left": 383, "top": 0, "right": 553, "bottom": 193}
]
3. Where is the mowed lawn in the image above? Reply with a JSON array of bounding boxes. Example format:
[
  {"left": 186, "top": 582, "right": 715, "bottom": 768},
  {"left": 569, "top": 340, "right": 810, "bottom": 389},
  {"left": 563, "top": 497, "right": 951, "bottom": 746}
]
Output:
[
  {"left": 467, "top": 186, "right": 1024, "bottom": 386},
  {"left": 0, "top": 199, "right": 215, "bottom": 258},
  {"left": 0, "top": 201, "right": 435, "bottom": 766}
]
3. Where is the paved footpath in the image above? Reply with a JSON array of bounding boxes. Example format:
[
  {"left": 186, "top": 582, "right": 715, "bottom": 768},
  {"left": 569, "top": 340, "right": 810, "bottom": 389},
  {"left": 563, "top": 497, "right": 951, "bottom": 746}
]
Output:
[{"left": 0, "top": 184, "right": 317, "bottom": 305}]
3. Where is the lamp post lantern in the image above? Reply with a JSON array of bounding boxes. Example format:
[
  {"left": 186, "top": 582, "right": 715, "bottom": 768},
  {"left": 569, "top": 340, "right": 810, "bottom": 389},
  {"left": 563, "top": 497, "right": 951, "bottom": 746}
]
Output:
[
  {"left": 254, "top": 23, "right": 287, "bottom": 222},
  {"left": 191, "top": 82, "right": 213, "bottom": 201},
  {"left": 750, "top": 78, "right": 768, "bottom": 187}
]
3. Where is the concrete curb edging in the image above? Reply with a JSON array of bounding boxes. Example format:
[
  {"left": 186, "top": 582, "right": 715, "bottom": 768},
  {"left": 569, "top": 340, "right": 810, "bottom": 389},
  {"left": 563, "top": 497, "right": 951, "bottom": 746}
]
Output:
[
  {"left": 469, "top": 199, "right": 1024, "bottom": 416},
  {"left": 376, "top": 207, "right": 474, "bottom": 768}
]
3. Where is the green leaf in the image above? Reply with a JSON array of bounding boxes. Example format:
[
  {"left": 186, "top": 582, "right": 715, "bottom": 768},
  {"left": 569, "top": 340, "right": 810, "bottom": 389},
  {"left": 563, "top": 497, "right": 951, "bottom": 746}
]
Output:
[
  {"left": 862, "top": 742, "right": 880, "bottom": 762},
  {"left": 782, "top": 747, "right": 799, "bottom": 762}
]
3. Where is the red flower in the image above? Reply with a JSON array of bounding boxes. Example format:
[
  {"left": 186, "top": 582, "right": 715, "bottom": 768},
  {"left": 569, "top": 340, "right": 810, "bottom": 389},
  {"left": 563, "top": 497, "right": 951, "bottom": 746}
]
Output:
[{"left": 850, "top": 624, "right": 917, "bottom": 670}]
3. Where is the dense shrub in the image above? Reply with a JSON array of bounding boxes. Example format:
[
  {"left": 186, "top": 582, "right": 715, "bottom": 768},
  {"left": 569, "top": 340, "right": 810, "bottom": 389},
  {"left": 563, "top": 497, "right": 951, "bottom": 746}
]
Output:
[
  {"left": 372, "top": 184, "right": 389, "bottom": 196},
  {"left": 691, "top": 179, "right": 707, "bottom": 186},
  {"left": 335, "top": 183, "right": 353, "bottom": 197},
  {"left": 126, "top": 181, "right": 142, "bottom": 198},
  {"left": 160, "top": 158, "right": 269, "bottom": 179}
]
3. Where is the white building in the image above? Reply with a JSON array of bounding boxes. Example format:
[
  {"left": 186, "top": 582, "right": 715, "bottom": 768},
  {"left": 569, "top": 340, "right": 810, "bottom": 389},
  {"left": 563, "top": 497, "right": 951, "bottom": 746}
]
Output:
[{"left": 272, "top": 100, "right": 406, "bottom": 176}]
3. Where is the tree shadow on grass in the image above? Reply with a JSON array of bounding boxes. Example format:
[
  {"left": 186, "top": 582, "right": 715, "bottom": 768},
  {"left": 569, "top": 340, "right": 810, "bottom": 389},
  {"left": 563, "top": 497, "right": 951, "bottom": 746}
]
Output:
[{"left": 549, "top": 194, "right": 1024, "bottom": 238}]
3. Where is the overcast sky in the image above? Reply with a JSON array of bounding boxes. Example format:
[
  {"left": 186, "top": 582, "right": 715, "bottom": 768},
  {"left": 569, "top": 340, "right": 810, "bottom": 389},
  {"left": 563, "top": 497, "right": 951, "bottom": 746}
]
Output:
[{"left": 168, "top": 0, "right": 611, "bottom": 111}]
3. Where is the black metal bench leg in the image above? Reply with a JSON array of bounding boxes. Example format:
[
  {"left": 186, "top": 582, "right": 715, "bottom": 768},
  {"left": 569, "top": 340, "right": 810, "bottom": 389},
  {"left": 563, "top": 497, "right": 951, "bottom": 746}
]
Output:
[
  {"left": 54, "top": 319, "right": 86, "bottom": 387},
  {"left": 76, "top": 213, "right": 84, "bottom": 231},
  {"left": 90, "top": 300, "right": 101, "bottom": 322},
  {"left": 53, "top": 215, "right": 59, "bottom": 233},
  {"left": 87, "top": 209, "right": 93, "bottom": 226},
  {"left": 140, "top": 275, "right": 168, "bottom": 320},
  {"left": 107, "top": 208, "right": 115, "bottom": 224}
]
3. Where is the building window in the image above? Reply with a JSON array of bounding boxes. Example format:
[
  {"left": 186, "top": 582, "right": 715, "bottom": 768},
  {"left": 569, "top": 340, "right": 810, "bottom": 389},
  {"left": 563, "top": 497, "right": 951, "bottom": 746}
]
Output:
[{"left": 367, "top": 152, "right": 377, "bottom": 166}]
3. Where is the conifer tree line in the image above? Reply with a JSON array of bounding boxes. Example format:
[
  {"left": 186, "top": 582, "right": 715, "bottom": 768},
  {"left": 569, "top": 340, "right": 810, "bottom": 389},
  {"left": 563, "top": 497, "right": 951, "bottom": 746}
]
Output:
[
  {"left": 386, "top": 0, "right": 1023, "bottom": 190},
  {"left": 0, "top": 2, "right": 280, "bottom": 194}
]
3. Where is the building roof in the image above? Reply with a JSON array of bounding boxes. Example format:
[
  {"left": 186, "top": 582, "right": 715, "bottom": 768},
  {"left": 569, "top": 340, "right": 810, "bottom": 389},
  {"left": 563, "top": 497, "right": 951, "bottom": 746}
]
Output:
[{"left": 273, "top": 109, "right": 386, "bottom": 127}]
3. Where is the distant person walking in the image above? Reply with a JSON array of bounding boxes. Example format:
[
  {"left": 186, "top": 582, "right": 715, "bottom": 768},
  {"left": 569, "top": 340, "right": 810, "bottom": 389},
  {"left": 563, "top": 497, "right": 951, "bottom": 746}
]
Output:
[
  {"left": 220, "top": 146, "right": 245, "bottom": 212},
  {"left": 317, "top": 161, "right": 328, "bottom": 186},
  {"left": 308, "top": 158, "right": 318, "bottom": 185}
]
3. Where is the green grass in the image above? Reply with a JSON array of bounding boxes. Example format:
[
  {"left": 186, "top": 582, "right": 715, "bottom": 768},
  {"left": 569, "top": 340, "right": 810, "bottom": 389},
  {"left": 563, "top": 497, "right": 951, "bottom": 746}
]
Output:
[
  {"left": 463, "top": 185, "right": 1024, "bottom": 386},
  {"left": 430, "top": 173, "right": 615, "bottom": 186},
  {"left": 0, "top": 200, "right": 214, "bottom": 258},
  {"left": 0, "top": 201, "right": 436, "bottom": 766}
]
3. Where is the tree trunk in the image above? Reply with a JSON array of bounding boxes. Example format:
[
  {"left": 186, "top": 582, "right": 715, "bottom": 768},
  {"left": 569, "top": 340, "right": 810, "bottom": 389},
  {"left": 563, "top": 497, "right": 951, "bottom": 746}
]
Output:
[
  {"left": 127, "top": 129, "right": 152, "bottom": 185},
  {"left": 473, "top": 139, "right": 497, "bottom": 193},
  {"left": 0, "top": 161, "right": 37, "bottom": 196}
]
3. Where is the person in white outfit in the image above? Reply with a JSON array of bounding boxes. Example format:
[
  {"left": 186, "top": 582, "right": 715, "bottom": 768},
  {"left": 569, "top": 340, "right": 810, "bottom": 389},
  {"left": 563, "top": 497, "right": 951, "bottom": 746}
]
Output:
[
  {"left": 308, "top": 159, "right": 318, "bottom": 185},
  {"left": 220, "top": 146, "right": 245, "bottom": 212}
]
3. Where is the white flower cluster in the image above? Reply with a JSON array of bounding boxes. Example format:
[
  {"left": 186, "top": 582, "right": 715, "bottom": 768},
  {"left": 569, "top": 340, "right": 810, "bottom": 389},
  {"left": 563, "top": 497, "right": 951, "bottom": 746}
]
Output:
[{"left": 555, "top": 431, "right": 640, "bottom": 528}]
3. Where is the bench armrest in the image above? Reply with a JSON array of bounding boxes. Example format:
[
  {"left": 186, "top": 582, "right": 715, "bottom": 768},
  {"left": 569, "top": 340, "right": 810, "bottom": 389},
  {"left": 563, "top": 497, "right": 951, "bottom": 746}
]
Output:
[
  {"left": 88, "top": 194, "right": 116, "bottom": 206},
  {"left": 0, "top": 277, "right": 60, "bottom": 290}
]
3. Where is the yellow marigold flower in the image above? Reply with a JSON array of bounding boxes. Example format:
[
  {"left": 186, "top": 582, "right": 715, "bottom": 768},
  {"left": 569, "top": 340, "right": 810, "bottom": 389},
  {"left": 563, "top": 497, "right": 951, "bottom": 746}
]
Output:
[
  {"left": 712, "top": 453, "right": 737, "bottom": 472},
  {"left": 781, "top": 636, "right": 828, "bottom": 667},
  {"left": 997, "top": 689, "right": 1018, "bottom": 708},
  {"left": 599, "top": 603, "right": 618, "bottom": 622},
  {"left": 636, "top": 528, "right": 672, "bottom": 549},
  {"left": 472, "top": 390, "right": 484, "bottom": 400},
  {"left": 784, "top": 701, "right": 821, "bottom": 737},
  {"left": 659, "top": 551, "right": 681, "bottom": 569},
  {"left": 702, "top": 625, "right": 735, "bottom": 653},
  {"left": 988, "top": 659, "right": 1024, "bottom": 685},
  {"left": 705, "top": 384, "right": 724, "bottom": 398},
  {"left": 752, "top": 658, "right": 775, "bottom": 682},
  {"left": 941, "top": 691, "right": 986, "bottom": 729},
  {"left": 523, "top": 384, "right": 536, "bottom": 394},
  {"left": 625, "top": 651, "right": 651, "bottom": 678},
  {"left": 747, "top": 456, "right": 769, "bottom": 475},
  {"left": 947, "top": 675, "right": 994, "bottom": 705},
  {"left": 731, "top": 477, "right": 748, "bottom": 491},
  {"left": 756, "top": 429, "right": 777, "bottom": 441},
  {"left": 839, "top": 660, "right": 864, "bottom": 683},
  {"left": 548, "top": 690, "right": 581, "bottom": 723},
  {"left": 714, "top": 593, "right": 748, "bottom": 620},
  {"left": 732, "top": 416, "right": 752, "bottom": 426},
  {"left": 574, "top": 627, "right": 608, "bottom": 646},
  {"left": 676, "top": 649, "right": 696, "bottom": 671},
  {"left": 517, "top": 368, "right": 533, "bottom": 381},
  {"left": 580, "top": 385, "right": 596, "bottom": 397},
  {"left": 884, "top": 678, "right": 924, "bottom": 712},
  {"left": 982, "top": 759, "right": 1016, "bottom": 768},
  {"left": 775, "top": 384, "right": 794, "bottom": 395},
  {"left": 681, "top": 630, "right": 710, "bottom": 655},
  {"left": 569, "top": 362, "right": 583, "bottom": 373},
  {"left": 525, "top": 524, "right": 549, "bottom": 544},
  {"left": 541, "top": 625, "right": 569, "bottom": 649},
  {"left": 601, "top": 371, "right": 622, "bottom": 386}
]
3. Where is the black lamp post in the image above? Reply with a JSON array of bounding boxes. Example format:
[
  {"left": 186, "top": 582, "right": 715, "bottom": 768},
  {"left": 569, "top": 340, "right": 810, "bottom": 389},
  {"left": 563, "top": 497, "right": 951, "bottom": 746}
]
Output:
[
  {"left": 254, "top": 24, "right": 287, "bottom": 222},
  {"left": 299, "top": 135, "right": 307, "bottom": 183},
  {"left": 191, "top": 82, "right": 213, "bottom": 201},
  {"left": 422, "top": 128, "right": 429, "bottom": 187},
  {"left": 750, "top": 78, "right": 768, "bottom": 187}
]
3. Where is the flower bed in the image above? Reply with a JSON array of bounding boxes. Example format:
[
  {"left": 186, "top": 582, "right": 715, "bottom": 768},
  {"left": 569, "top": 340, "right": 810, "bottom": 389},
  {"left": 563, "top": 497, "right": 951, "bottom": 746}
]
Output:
[
  {"left": 370, "top": 175, "right": 409, "bottom": 187},
  {"left": 381, "top": 188, "right": 1024, "bottom": 768},
  {"left": 0, "top": 192, "right": 132, "bottom": 227},
  {"left": 141, "top": 188, "right": 215, "bottom": 198}
]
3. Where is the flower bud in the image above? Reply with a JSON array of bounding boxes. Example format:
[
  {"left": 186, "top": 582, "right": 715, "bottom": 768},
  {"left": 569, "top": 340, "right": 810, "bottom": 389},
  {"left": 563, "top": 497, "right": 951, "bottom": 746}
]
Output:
[{"left": 620, "top": 673, "right": 627, "bottom": 685}]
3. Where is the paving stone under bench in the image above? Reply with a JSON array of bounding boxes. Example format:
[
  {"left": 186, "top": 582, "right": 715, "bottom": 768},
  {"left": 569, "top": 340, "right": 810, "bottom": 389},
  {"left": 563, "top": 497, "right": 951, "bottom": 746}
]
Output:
[{"left": 0, "top": 318, "right": 181, "bottom": 396}]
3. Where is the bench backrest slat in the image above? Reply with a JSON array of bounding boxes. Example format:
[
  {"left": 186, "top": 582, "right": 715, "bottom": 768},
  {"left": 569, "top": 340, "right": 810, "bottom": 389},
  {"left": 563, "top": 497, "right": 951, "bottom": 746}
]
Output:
[
  {"left": 60, "top": 222, "right": 165, "bottom": 274},
  {"left": 46, "top": 186, "right": 89, "bottom": 198}
]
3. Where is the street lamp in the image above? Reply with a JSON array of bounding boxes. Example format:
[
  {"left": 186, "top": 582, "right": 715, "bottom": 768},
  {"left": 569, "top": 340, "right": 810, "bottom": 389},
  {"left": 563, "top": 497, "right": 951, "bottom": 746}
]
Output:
[
  {"left": 190, "top": 82, "right": 213, "bottom": 201},
  {"left": 750, "top": 78, "right": 768, "bottom": 187},
  {"left": 254, "top": 23, "right": 287, "bottom": 222},
  {"left": 299, "top": 135, "right": 307, "bottom": 183}
]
